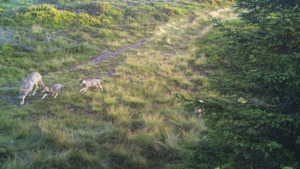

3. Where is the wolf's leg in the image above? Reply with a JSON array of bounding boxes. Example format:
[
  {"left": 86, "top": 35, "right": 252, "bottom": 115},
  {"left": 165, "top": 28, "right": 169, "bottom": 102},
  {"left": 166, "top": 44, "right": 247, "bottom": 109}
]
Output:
[
  {"left": 42, "top": 94, "right": 48, "bottom": 100},
  {"left": 80, "top": 88, "right": 85, "bottom": 93},
  {"left": 20, "top": 95, "right": 26, "bottom": 105},
  {"left": 28, "top": 86, "right": 33, "bottom": 97},
  {"left": 80, "top": 87, "right": 88, "bottom": 93},
  {"left": 32, "top": 82, "right": 39, "bottom": 96},
  {"left": 97, "top": 84, "right": 103, "bottom": 91},
  {"left": 20, "top": 91, "right": 29, "bottom": 105},
  {"left": 82, "top": 88, "right": 88, "bottom": 93},
  {"left": 54, "top": 93, "right": 58, "bottom": 98}
]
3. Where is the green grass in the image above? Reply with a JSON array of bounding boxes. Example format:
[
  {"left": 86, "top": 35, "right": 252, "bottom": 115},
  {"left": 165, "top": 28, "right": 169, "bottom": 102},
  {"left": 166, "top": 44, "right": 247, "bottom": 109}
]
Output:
[{"left": 0, "top": 0, "right": 236, "bottom": 168}]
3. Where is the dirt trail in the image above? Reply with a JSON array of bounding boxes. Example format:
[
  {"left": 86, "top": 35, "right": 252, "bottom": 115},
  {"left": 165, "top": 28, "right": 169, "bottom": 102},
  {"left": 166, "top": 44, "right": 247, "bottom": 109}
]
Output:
[
  {"left": 43, "top": 8, "right": 236, "bottom": 77},
  {"left": 89, "top": 40, "right": 147, "bottom": 63},
  {"left": 43, "top": 40, "right": 147, "bottom": 76}
]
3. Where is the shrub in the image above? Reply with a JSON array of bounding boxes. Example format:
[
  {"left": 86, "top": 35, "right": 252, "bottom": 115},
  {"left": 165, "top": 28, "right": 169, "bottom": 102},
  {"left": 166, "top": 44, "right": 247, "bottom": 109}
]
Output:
[
  {"left": 14, "top": 5, "right": 106, "bottom": 29},
  {"left": 154, "top": 4, "right": 184, "bottom": 22}
]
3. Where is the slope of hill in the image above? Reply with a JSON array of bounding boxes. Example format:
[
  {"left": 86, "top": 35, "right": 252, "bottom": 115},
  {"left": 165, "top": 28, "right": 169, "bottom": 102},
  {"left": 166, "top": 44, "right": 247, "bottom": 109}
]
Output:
[{"left": 0, "top": 0, "right": 235, "bottom": 168}]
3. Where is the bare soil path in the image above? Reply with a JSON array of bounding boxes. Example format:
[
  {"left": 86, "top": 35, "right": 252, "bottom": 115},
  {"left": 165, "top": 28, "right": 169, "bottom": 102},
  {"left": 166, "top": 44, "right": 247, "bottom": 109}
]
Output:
[
  {"left": 42, "top": 40, "right": 147, "bottom": 76},
  {"left": 42, "top": 8, "right": 236, "bottom": 78}
]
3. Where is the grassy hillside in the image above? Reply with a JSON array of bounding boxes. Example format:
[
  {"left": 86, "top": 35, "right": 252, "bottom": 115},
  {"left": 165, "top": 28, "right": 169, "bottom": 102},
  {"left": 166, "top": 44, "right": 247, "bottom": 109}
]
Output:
[{"left": 0, "top": 0, "right": 235, "bottom": 168}]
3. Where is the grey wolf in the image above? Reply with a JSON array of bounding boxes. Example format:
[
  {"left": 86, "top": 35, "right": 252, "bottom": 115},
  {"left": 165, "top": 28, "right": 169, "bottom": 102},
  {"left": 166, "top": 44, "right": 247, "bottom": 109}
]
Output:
[
  {"left": 78, "top": 78, "right": 103, "bottom": 93},
  {"left": 19, "top": 72, "right": 44, "bottom": 105},
  {"left": 41, "top": 84, "right": 64, "bottom": 100}
]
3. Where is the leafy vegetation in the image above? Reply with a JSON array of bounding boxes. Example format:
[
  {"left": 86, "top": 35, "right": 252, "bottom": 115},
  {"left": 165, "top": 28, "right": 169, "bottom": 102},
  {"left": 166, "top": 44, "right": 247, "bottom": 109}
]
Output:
[{"left": 179, "top": 0, "right": 300, "bottom": 168}]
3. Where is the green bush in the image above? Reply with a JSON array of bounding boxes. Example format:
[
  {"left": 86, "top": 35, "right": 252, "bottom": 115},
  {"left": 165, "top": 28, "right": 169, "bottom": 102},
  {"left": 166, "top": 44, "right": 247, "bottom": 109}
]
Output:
[
  {"left": 183, "top": 0, "right": 300, "bottom": 168},
  {"left": 154, "top": 4, "right": 184, "bottom": 22},
  {"left": 14, "top": 4, "right": 106, "bottom": 28}
]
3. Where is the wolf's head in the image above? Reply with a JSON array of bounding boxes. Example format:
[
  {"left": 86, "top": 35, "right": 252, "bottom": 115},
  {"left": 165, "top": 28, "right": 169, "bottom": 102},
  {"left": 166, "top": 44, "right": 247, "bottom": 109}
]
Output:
[
  {"left": 19, "top": 87, "right": 26, "bottom": 100},
  {"left": 78, "top": 78, "right": 85, "bottom": 86},
  {"left": 41, "top": 86, "right": 49, "bottom": 93}
]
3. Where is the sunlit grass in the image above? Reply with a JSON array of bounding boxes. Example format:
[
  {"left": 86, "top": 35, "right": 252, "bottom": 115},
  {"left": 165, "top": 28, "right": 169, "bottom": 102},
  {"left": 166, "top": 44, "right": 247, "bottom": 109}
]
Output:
[{"left": 0, "top": 4, "right": 236, "bottom": 168}]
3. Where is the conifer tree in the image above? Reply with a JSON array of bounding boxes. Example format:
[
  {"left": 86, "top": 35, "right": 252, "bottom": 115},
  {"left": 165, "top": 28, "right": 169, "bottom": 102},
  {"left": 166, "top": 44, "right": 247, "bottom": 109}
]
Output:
[{"left": 186, "top": 0, "right": 300, "bottom": 168}]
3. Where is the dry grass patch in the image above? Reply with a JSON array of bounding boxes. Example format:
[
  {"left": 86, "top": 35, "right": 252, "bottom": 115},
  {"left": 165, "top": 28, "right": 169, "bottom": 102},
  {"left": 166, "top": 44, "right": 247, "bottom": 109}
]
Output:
[
  {"left": 106, "top": 105, "right": 131, "bottom": 122},
  {"left": 142, "top": 113, "right": 165, "bottom": 133}
]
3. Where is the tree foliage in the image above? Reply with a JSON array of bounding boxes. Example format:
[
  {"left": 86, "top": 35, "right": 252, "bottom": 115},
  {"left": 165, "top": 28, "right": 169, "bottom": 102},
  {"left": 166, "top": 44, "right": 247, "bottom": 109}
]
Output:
[{"left": 185, "top": 0, "right": 300, "bottom": 168}]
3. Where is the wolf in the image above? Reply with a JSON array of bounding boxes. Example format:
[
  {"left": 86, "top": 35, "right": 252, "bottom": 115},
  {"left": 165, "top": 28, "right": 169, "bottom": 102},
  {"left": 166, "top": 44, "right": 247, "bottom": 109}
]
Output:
[
  {"left": 78, "top": 78, "right": 103, "bottom": 94},
  {"left": 19, "top": 72, "right": 44, "bottom": 105},
  {"left": 41, "top": 84, "right": 64, "bottom": 100}
]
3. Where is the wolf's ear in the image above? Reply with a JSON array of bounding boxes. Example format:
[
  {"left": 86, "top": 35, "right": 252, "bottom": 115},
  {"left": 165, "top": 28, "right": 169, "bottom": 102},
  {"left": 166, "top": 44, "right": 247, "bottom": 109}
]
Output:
[{"left": 79, "top": 78, "right": 82, "bottom": 80}]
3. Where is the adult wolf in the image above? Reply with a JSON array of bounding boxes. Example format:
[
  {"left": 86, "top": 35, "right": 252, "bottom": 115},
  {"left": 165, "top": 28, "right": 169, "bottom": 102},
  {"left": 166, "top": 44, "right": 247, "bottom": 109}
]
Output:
[{"left": 19, "top": 72, "right": 44, "bottom": 105}]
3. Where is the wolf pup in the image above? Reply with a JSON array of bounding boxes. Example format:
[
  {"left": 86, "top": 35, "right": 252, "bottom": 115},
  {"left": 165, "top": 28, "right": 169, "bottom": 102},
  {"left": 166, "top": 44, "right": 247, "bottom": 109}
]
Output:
[
  {"left": 78, "top": 78, "right": 103, "bottom": 94},
  {"left": 19, "top": 72, "right": 44, "bottom": 105},
  {"left": 41, "top": 84, "right": 64, "bottom": 100}
]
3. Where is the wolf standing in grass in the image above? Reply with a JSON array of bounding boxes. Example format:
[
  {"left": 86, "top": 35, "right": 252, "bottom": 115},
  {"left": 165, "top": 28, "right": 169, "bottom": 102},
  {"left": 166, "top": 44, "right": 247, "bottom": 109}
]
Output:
[
  {"left": 41, "top": 84, "right": 64, "bottom": 100},
  {"left": 19, "top": 72, "right": 44, "bottom": 105}
]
